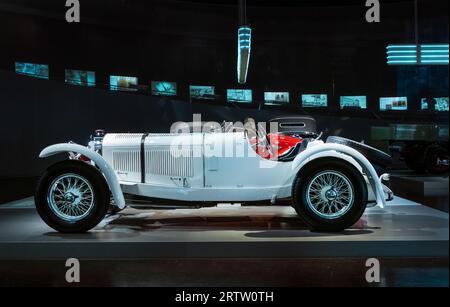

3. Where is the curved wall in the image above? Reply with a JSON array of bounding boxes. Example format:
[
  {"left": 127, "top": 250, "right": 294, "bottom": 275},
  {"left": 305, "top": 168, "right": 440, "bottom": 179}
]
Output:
[{"left": 0, "top": 70, "right": 447, "bottom": 178}]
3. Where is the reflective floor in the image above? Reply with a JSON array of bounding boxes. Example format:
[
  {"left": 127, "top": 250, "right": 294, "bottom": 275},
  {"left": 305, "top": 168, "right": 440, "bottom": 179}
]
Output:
[
  {"left": 0, "top": 197, "right": 448, "bottom": 258},
  {"left": 0, "top": 197, "right": 448, "bottom": 286}
]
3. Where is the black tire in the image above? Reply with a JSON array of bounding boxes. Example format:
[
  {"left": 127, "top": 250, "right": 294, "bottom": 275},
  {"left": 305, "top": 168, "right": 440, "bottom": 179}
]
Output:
[
  {"left": 327, "top": 136, "right": 393, "bottom": 168},
  {"left": 425, "top": 147, "right": 449, "bottom": 175},
  {"left": 35, "top": 160, "right": 109, "bottom": 233},
  {"left": 293, "top": 158, "right": 368, "bottom": 232}
]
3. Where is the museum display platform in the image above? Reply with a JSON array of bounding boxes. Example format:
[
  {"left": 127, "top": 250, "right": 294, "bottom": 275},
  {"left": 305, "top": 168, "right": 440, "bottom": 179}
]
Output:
[
  {"left": 0, "top": 196, "right": 448, "bottom": 260},
  {"left": 390, "top": 171, "right": 449, "bottom": 212}
]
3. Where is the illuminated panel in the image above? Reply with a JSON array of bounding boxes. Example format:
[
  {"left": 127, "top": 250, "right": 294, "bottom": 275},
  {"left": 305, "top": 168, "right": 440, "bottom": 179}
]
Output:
[
  {"left": 264, "top": 92, "right": 290, "bottom": 105},
  {"left": 190, "top": 85, "right": 215, "bottom": 100},
  {"left": 302, "top": 94, "right": 328, "bottom": 108},
  {"left": 386, "top": 45, "right": 418, "bottom": 65},
  {"left": 340, "top": 96, "right": 367, "bottom": 109},
  {"left": 237, "top": 26, "right": 252, "bottom": 84},
  {"left": 15, "top": 62, "right": 49, "bottom": 79},
  {"left": 421, "top": 97, "right": 449, "bottom": 112},
  {"left": 110, "top": 76, "right": 138, "bottom": 92},
  {"left": 420, "top": 44, "right": 449, "bottom": 65},
  {"left": 380, "top": 97, "right": 408, "bottom": 111},
  {"left": 151, "top": 81, "right": 177, "bottom": 96},
  {"left": 65, "top": 69, "right": 95, "bottom": 86},
  {"left": 227, "top": 89, "right": 252, "bottom": 104}
]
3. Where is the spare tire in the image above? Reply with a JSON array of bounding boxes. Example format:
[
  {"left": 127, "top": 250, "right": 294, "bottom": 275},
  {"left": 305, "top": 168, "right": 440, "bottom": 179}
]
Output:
[{"left": 326, "top": 136, "right": 393, "bottom": 168}]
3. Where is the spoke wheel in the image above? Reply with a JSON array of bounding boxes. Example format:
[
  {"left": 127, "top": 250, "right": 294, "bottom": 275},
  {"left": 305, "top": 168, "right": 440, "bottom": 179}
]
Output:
[
  {"left": 35, "top": 160, "right": 109, "bottom": 233},
  {"left": 306, "top": 171, "right": 354, "bottom": 220},
  {"left": 47, "top": 173, "right": 95, "bottom": 222},
  {"left": 292, "top": 158, "right": 368, "bottom": 232}
]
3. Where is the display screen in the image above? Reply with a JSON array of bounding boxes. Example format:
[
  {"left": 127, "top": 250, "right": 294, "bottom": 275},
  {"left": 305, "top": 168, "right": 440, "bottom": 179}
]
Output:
[
  {"left": 421, "top": 97, "right": 449, "bottom": 112},
  {"left": 227, "top": 89, "right": 252, "bottom": 104},
  {"left": 302, "top": 94, "right": 328, "bottom": 108},
  {"left": 379, "top": 97, "right": 408, "bottom": 111},
  {"left": 15, "top": 62, "right": 49, "bottom": 79},
  {"left": 340, "top": 96, "right": 367, "bottom": 109},
  {"left": 65, "top": 69, "right": 95, "bottom": 87},
  {"left": 110, "top": 76, "right": 138, "bottom": 91},
  {"left": 190, "top": 85, "right": 215, "bottom": 100},
  {"left": 264, "top": 92, "right": 290, "bottom": 105},
  {"left": 151, "top": 81, "right": 177, "bottom": 96}
]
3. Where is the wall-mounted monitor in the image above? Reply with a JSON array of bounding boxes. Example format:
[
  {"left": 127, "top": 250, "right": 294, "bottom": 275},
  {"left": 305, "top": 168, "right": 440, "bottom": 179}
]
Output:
[
  {"left": 65, "top": 69, "right": 95, "bottom": 87},
  {"left": 379, "top": 97, "right": 408, "bottom": 111},
  {"left": 264, "top": 92, "right": 290, "bottom": 105},
  {"left": 110, "top": 75, "right": 138, "bottom": 91},
  {"left": 15, "top": 62, "right": 49, "bottom": 79},
  {"left": 227, "top": 89, "right": 252, "bottom": 104},
  {"left": 190, "top": 85, "right": 215, "bottom": 100},
  {"left": 151, "top": 81, "right": 177, "bottom": 96},
  {"left": 302, "top": 94, "right": 328, "bottom": 108},
  {"left": 340, "top": 96, "right": 367, "bottom": 110},
  {"left": 421, "top": 97, "right": 449, "bottom": 112}
]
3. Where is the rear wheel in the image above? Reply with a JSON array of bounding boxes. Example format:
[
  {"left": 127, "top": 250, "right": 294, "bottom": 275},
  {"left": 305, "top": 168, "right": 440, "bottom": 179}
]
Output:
[
  {"left": 35, "top": 160, "right": 109, "bottom": 233},
  {"left": 293, "top": 159, "right": 368, "bottom": 232}
]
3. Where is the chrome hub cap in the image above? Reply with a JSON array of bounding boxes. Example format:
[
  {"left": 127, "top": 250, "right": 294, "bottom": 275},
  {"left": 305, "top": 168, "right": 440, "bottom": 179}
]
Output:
[
  {"left": 306, "top": 171, "right": 354, "bottom": 220},
  {"left": 325, "top": 189, "right": 338, "bottom": 201},
  {"left": 64, "top": 192, "right": 76, "bottom": 203},
  {"left": 47, "top": 174, "right": 95, "bottom": 222}
]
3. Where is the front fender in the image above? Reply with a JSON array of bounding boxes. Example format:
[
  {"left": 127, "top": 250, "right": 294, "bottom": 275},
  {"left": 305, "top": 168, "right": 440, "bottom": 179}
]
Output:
[
  {"left": 39, "top": 143, "right": 126, "bottom": 209},
  {"left": 290, "top": 142, "right": 387, "bottom": 208}
]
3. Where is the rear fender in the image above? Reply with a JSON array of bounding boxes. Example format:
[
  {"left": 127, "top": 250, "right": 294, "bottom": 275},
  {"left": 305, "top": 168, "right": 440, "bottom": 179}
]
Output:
[
  {"left": 290, "top": 142, "right": 387, "bottom": 208},
  {"left": 39, "top": 143, "right": 126, "bottom": 209}
]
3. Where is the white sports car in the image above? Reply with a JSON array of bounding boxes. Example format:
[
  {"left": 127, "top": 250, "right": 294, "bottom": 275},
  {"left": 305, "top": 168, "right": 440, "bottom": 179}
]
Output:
[{"left": 35, "top": 117, "right": 394, "bottom": 233}]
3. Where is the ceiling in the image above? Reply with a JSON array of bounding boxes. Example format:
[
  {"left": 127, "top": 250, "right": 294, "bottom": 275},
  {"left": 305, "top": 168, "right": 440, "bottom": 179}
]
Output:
[
  {"left": 0, "top": 0, "right": 417, "bottom": 16},
  {"left": 0, "top": 0, "right": 425, "bottom": 29},
  {"left": 179, "top": 0, "right": 416, "bottom": 7}
]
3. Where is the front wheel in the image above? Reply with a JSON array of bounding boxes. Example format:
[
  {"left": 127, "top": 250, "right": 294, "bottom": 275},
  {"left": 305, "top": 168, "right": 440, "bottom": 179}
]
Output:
[
  {"left": 293, "top": 159, "right": 368, "bottom": 232},
  {"left": 35, "top": 160, "right": 109, "bottom": 233}
]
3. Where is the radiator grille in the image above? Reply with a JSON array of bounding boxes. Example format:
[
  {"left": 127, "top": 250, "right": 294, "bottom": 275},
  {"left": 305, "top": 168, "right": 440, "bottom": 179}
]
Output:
[
  {"left": 145, "top": 148, "right": 194, "bottom": 178},
  {"left": 112, "top": 151, "right": 141, "bottom": 174},
  {"left": 113, "top": 134, "right": 143, "bottom": 140}
]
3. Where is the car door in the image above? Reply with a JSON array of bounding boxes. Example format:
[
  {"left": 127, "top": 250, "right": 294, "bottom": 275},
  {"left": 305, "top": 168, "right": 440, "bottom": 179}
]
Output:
[{"left": 203, "top": 132, "right": 291, "bottom": 192}]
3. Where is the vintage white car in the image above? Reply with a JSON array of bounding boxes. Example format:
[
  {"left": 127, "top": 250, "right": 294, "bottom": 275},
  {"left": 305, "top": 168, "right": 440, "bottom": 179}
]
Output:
[{"left": 35, "top": 117, "right": 394, "bottom": 233}]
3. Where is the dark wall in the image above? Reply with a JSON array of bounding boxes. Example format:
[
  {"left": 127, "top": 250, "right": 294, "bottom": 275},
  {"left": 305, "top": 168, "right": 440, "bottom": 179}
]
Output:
[
  {"left": 0, "top": 0, "right": 448, "bottom": 179},
  {"left": 0, "top": 0, "right": 448, "bottom": 106},
  {"left": 0, "top": 70, "right": 446, "bottom": 178}
]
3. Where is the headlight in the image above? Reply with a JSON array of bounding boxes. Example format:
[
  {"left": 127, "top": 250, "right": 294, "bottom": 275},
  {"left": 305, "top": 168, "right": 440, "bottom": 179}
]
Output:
[{"left": 89, "top": 129, "right": 105, "bottom": 153}]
